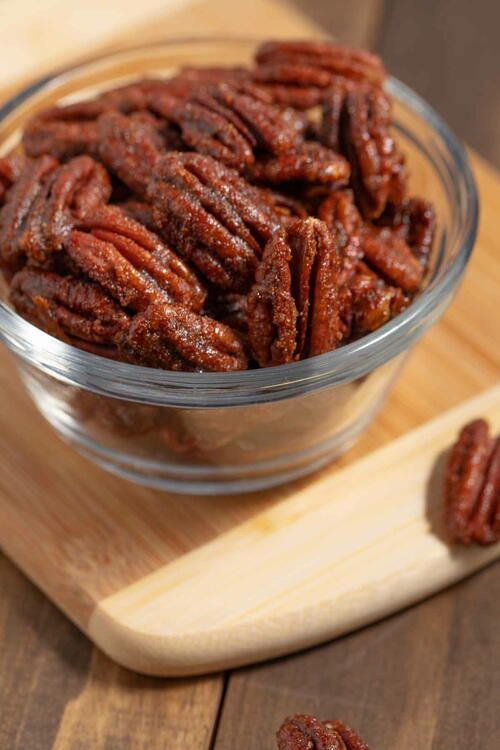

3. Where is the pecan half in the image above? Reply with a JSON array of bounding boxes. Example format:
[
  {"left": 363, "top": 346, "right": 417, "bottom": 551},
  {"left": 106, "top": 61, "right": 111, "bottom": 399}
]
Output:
[
  {"left": 97, "top": 110, "right": 163, "bottom": 197},
  {"left": 23, "top": 100, "right": 107, "bottom": 160},
  {"left": 149, "top": 151, "right": 279, "bottom": 290},
  {"left": 256, "top": 39, "right": 386, "bottom": 86},
  {"left": 119, "top": 302, "right": 248, "bottom": 371},
  {"left": 324, "top": 87, "right": 406, "bottom": 219},
  {"left": 156, "top": 82, "right": 303, "bottom": 170},
  {"left": 360, "top": 226, "right": 423, "bottom": 294},
  {"left": 376, "top": 197, "right": 436, "bottom": 269},
  {"left": 19, "top": 155, "right": 111, "bottom": 265},
  {"left": 277, "top": 714, "right": 371, "bottom": 750},
  {"left": 317, "top": 189, "right": 363, "bottom": 262},
  {"left": 247, "top": 231, "right": 297, "bottom": 366},
  {"left": 248, "top": 142, "right": 350, "bottom": 185},
  {"left": 67, "top": 205, "right": 206, "bottom": 312},
  {"left": 247, "top": 218, "right": 345, "bottom": 365},
  {"left": 445, "top": 418, "right": 500, "bottom": 545},
  {"left": 0, "top": 152, "right": 24, "bottom": 207},
  {"left": 10, "top": 267, "right": 129, "bottom": 345},
  {"left": 0, "top": 155, "right": 58, "bottom": 271},
  {"left": 348, "top": 260, "right": 407, "bottom": 336}
]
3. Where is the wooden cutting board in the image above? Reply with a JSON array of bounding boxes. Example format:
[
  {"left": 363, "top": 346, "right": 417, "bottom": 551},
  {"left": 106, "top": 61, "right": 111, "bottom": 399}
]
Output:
[{"left": 0, "top": 0, "right": 499, "bottom": 677}]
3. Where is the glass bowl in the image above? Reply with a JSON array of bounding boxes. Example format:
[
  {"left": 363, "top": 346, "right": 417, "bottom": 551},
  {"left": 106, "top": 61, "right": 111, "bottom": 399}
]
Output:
[{"left": 0, "top": 38, "right": 478, "bottom": 494}]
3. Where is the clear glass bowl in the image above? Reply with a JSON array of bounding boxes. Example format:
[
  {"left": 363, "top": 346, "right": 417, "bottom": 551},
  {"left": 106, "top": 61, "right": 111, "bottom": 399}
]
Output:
[{"left": 0, "top": 39, "right": 478, "bottom": 494}]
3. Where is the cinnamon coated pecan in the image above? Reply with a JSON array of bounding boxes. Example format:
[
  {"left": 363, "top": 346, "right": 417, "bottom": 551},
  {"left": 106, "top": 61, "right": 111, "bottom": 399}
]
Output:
[
  {"left": 256, "top": 39, "right": 386, "bottom": 86},
  {"left": 67, "top": 205, "right": 206, "bottom": 312},
  {"left": 23, "top": 100, "right": 106, "bottom": 160},
  {"left": 360, "top": 226, "right": 423, "bottom": 294},
  {"left": 249, "top": 142, "right": 350, "bottom": 185},
  {"left": 119, "top": 302, "right": 248, "bottom": 371},
  {"left": 323, "top": 87, "right": 406, "bottom": 219},
  {"left": 19, "top": 156, "right": 111, "bottom": 265},
  {"left": 247, "top": 218, "right": 345, "bottom": 365},
  {"left": 277, "top": 714, "right": 371, "bottom": 750},
  {"left": 376, "top": 198, "right": 436, "bottom": 270},
  {"left": 0, "top": 152, "right": 24, "bottom": 207},
  {"left": 156, "top": 82, "right": 303, "bottom": 170},
  {"left": 149, "top": 152, "right": 279, "bottom": 290},
  {"left": 0, "top": 155, "right": 58, "bottom": 271},
  {"left": 10, "top": 267, "right": 129, "bottom": 345},
  {"left": 445, "top": 418, "right": 500, "bottom": 545},
  {"left": 348, "top": 260, "right": 407, "bottom": 335},
  {"left": 97, "top": 110, "right": 163, "bottom": 197}
]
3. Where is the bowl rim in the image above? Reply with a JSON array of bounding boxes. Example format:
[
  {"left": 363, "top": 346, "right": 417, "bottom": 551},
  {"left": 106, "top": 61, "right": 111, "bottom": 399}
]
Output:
[{"left": 0, "top": 38, "right": 479, "bottom": 406}]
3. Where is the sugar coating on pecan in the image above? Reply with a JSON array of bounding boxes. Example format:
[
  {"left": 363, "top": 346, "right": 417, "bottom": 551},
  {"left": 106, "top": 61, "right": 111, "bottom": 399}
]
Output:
[
  {"left": 348, "top": 260, "right": 407, "bottom": 336},
  {"left": 288, "top": 217, "right": 346, "bottom": 357},
  {"left": 256, "top": 40, "right": 386, "bottom": 86},
  {"left": 249, "top": 142, "right": 350, "bottom": 185},
  {"left": 23, "top": 100, "right": 107, "bottom": 160},
  {"left": 19, "top": 156, "right": 111, "bottom": 265},
  {"left": 10, "top": 267, "right": 129, "bottom": 345},
  {"left": 360, "top": 226, "right": 424, "bottom": 294},
  {"left": 0, "top": 155, "right": 58, "bottom": 271},
  {"left": 0, "top": 152, "right": 25, "bottom": 207},
  {"left": 247, "top": 231, "right": 297, "bottom": 366},
  {"left": 67, "top": 205, "right": 206, "bottom": 312},
  {"left": 156, "top": 82, "right": 303, "bottom": 171},
  {"left": 149, "top": 152, "right": 279, "bottom": 291},
  {"left": 97, "top": 110, "right": 163, "bottom": 197},
  {"left": 277, "top": 714, "right": 371, "bottom": 750},
  {"left": 445, "top": 418, "right": 500, "bottom": 545},
  {"left": 119, "top": 302, "right": 248, "bottom": 371}
]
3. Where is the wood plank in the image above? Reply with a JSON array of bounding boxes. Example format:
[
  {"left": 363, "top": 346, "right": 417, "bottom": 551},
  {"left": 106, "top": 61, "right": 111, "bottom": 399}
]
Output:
[{"left": 213, "top": 561, "right": 500, "bottom": 750}]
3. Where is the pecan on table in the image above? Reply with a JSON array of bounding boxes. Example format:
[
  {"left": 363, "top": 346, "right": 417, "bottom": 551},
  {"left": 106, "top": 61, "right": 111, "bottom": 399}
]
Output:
[
  {"left": 67, "top": 204, "right": 206, "bottom": 312},
  {"left": 248, "top": 141, "right": 350, "bottom": 185},
  {"left": 277, "top": 714, "right": 371, "bottom": 750},
  {"left": 149, "top": 151, "right": 280, "bottom": 291},
  {"left": 97, "top": 110, "right": 163, "bottom": 197},
  {"left": 0, "top": 155, "right": 58, "bottom": 271},
  {"left": 247, "top": 218, "right": 345, "bottom": 366},
  {"left": 155, "top": 82, "right": 303, "bottom": 171},
  {"left": 445, "top": 418, "right": 500, "bottom": 545},
  {"left": 10, "top": 267, "right": 129, "bottom": 347},
  {"left": 19, "top": 155, "right": 111, "bottom": 265},
  {"left": 119, "top": 301, "right": 248, "bottom": 372}
]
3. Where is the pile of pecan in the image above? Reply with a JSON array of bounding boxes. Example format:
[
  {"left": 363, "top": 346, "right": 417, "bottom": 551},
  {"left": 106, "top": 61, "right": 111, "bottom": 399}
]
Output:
[
  {"left": 445, "top": 418, "right": 499, "bottom": 545},
  {"left": 278, "top": 714, "right": 371, "bottom": 750},
  {"left": 0, "top": 39, "right": 435, "bottom": 372}
]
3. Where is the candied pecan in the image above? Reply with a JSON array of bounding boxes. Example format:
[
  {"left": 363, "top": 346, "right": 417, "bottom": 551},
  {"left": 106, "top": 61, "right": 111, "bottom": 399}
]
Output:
[
  {"left": 248, "top": 141, "right": 350, "bottom": 185},
  {"left": 0, "top": 155, "right": 58, "bottom": 270},
  {"left": 328, "top": 87, "right": 407, "bottom": 219},
  {"left": 407, "top": 198, "right": 436, "bottom": 268},
  {"left": 67, "top": 205, "right": 206, "bottom": 311},
  {"left": 248, "top": 218, "right": 344, "bottom": 365},
  {"left": 19, "top": 156, "right": 111, "bottom": 265},
  {"left": 256, "top": 40, "right": 386, "bottom": 86},
  {"left": 360, "top": 226, "right": 423, "bottom": 294},
  {"left": 247, "top": 231, "right": 297, "bottom": 366},
  {"left": 277, "top": 714, "right": 371, "bottom": 750},
  {"left": 149, "top": 152, "right": 280, "bottom": 291},
  {"left": 23, "top": 100, "right": 107, "bottom": 160},
  {"left": 10, "top": 267, "right": 129, "bottom": 345},
  {"left": 445, "top": 419, "right": 500, "bottom": 545},
  {"left": 348, "top": 261, "right": 407, "bottom": 335},
  {"left": 255, "top": 83, "right": 326, "bottom": 110},
  {"left": 156, "top": 82, "right": 303, "bottom": 171},
  {"left": 97, "top": 110, "right": 163, "bottom": 197},
  {"left": 119, "top": 302, "right": 248, "bottom": 371},
  {"left": 317, "top": 190, "right": 363, "bottom": 262},
  {"left": 288, "top": 217, "right": 346, "bottom": 356},
  {"left": 0, "top": 152, "right": 24, "bottom": 207}
]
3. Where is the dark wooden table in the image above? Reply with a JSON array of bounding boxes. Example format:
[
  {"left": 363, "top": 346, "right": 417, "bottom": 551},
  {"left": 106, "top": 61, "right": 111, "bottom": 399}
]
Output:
[{"left": 1, "top": 1, "right": 499, "bottom": 747}]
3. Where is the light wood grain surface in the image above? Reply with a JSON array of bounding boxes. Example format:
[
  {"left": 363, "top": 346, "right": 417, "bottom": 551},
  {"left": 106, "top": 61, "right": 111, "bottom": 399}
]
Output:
[{"left": 0, "top": 0, "right": 499, "bottom": 747}]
